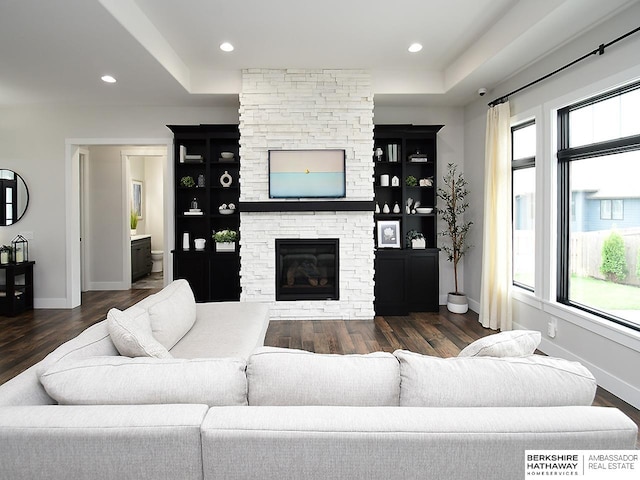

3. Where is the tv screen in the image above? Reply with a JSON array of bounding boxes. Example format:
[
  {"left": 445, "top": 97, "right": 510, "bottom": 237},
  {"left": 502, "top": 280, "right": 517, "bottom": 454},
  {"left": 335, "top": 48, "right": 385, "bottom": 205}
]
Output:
[{"left": 269, "top": 149, "right": 346, "bottom": 198}]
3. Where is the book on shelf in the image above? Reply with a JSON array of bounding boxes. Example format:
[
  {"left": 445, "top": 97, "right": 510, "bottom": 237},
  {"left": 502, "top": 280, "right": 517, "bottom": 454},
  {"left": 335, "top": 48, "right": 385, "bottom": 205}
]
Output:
[
  {"left": 386, "top": 144, "right": 399, "bottom": 162},
  {"left": 179, "top": 145, "right": 203, "bottom": 163}
]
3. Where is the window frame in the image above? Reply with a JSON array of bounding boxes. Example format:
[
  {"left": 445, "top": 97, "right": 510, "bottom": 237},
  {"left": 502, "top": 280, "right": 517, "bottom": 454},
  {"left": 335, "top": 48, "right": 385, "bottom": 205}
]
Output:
[
  {"left": 511, "top": 119, "right": 536, "bottom": 292},
  {"left": 557, "top": 80, "right": 640, "bottom": 332}
]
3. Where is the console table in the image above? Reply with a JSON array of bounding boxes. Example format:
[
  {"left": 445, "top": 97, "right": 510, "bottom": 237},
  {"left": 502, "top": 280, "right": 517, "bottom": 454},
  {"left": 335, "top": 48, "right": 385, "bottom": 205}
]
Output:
[{"left": 0, "top": 261, "right": 35, "bottom": 316}]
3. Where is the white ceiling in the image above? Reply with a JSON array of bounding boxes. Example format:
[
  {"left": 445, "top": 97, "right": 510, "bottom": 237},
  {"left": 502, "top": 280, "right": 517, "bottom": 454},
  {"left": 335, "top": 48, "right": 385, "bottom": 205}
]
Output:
[{"left": 0, "top": 0, "right": 637, "bottom": 108}]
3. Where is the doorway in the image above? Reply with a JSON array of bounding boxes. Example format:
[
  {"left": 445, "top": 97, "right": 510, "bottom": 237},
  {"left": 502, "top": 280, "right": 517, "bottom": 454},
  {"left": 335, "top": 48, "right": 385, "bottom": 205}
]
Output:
[
  {"left": 66, "top": 138, "right": 173, "bottom": 308},
  {"left": 127, "top": 152, "right": 166, "bottom": 290}
]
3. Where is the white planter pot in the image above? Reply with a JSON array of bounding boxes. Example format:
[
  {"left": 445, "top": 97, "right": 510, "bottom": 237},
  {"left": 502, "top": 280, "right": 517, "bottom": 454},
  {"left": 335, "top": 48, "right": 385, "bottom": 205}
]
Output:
[
  {"left": 216, "top": 242, "right": 235, "bottom": 252},
  {"left": 411, "top": 238, "right": 426, "bottom": 249},
  {"left": 447, "top": 292, "right": 468, "bottom": 314}
]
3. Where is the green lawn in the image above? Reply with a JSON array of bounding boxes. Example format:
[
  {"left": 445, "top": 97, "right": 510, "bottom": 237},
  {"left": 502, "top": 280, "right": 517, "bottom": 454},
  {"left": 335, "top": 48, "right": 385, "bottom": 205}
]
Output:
[{"left": 570, "top": 275, "right": 640, "bottom": 310}]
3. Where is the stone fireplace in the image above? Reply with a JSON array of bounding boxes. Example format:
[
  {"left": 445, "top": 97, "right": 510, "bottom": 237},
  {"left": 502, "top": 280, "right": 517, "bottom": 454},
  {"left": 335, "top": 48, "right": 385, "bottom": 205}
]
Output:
[{"left": 238, "top": 69, "right": 375, "bottom": 320}]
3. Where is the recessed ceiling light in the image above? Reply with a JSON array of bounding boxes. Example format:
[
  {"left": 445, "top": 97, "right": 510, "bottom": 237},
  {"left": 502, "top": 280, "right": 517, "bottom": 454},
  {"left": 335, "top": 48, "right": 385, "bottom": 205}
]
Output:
[
  {"left": 219, "top": 42, "right": 234, "bottom": 52},
  {"left": 101, "top": 75, "right": 117, "bottom": 83},
  {"left": 408, "top": 43, "right": 423, "bottom": 53}
]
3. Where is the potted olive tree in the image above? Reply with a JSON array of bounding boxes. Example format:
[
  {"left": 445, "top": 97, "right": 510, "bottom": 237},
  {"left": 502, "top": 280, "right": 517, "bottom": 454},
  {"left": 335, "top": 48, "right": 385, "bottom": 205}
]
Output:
[{"left": 437, "top": 163, "right": 472, "bottom": 313}]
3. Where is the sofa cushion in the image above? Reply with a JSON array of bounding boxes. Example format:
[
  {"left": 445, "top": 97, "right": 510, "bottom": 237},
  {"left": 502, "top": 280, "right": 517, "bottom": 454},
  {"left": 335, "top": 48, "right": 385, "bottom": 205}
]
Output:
[
  {"left": 40, "top": 356, "right": 248, "bottom": 407},
  {"left": 170, "top": 301, "right": 270, "bottom": 360},
  {"left": 458, "top": 330, "right": 541, "bottom": 358},
  {"left": 133, "top": 279, "right": 197, "bottom": 350},
  {"left": 35, "top": 320, "right": 118, "bottom": 378},
  {"left": 247, "top": 347, "right": 400, "bottom": 406},
  {"left": 395, "top": 350, "right": 596, "bottom": 407},
  {"left": 106, "top": 307, "right": 173, "bottom": 359}
]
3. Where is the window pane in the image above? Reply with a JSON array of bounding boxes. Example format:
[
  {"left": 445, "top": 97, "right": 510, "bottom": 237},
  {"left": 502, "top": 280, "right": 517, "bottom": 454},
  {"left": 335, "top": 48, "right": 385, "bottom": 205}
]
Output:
[
  {"left": 570, "top": 86, "right": 640, "bottom": 147},
  {"left": 513, "top": 123, "right": 535, "bottom": 160},
  {"left": 568, "top": 151, "right": 640, "bottom": 327},
  {"left": 600, "top": 200, "right": 612, "bottom": 220},
  {"left": 513, "top": 167, "right": 535, "bottom": 288}
]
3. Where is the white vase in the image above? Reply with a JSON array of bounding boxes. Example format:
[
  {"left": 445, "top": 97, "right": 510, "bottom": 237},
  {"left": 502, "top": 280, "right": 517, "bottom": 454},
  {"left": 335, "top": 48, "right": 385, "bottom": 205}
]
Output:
[
  {"left": 447, "top": 292, "right": 468, "bottom": 314},
  {"left": 216, "top": 241, "right": 235, "bottom": 252}
]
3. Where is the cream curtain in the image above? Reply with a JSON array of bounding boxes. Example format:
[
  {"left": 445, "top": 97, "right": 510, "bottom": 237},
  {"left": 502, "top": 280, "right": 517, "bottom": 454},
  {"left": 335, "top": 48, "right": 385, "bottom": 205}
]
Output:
[{"left": 479, "top": 101, "right": 512, "bottom": 331}]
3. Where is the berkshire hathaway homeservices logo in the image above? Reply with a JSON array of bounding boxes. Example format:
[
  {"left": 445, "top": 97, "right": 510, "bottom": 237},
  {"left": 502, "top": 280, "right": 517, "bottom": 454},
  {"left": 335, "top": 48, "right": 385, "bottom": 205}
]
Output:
[{"left": 525, "top": 451, "right": 638, "bottom": 478}]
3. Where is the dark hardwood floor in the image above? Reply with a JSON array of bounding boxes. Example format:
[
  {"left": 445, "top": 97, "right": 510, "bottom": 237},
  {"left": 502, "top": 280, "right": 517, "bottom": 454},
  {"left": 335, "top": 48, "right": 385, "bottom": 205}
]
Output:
[{"left": 1, "top": 288, "right": 638, "bottom": 447}]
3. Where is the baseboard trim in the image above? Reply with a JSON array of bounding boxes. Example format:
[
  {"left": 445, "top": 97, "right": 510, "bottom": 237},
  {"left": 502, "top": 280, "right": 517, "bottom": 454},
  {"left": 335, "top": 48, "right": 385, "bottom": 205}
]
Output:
[
  {"left": 34, "top": 298, "right": 68, "bottom": 309},
  {"left": 87, "top": 282, "right": 128, "bottom": 291}
]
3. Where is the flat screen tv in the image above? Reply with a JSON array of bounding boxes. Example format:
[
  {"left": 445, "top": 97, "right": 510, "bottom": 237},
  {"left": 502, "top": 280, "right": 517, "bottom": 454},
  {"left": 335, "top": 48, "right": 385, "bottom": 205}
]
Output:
[{"left": 269, "top": 149, "right": 346, "bottom": 198}]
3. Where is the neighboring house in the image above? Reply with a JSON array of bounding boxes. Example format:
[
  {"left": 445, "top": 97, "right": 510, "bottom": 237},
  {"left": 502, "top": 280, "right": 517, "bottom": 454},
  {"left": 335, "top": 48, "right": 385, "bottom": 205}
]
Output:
[{"left": 571, "top": 190, "right": 640, "bottom": 232}]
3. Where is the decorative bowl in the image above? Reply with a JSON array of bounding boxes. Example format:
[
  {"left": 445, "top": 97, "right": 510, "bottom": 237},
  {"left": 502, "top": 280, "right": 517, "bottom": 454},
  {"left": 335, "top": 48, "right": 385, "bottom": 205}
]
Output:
[
  {"left": 220, "top": 152, "right": 234, "bottom": 159},
  {"left": 416, "top": 207, "right": 433, "bottom": 214},
  {"left": 219, "top": 209, "right": 234, "bottom": 215}
]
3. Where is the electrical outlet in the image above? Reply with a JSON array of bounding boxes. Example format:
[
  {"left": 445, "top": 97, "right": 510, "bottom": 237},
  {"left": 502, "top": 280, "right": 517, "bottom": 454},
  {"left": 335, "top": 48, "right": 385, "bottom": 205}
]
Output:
[{"left": 547, "top": 318, "right": 557, "bottom": 338}]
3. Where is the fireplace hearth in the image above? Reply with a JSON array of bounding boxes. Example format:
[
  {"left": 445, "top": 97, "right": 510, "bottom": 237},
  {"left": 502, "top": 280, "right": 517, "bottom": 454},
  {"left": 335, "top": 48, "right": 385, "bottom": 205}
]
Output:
[{"left": 275, "top": 239, "right": 339, "bottom": 301}]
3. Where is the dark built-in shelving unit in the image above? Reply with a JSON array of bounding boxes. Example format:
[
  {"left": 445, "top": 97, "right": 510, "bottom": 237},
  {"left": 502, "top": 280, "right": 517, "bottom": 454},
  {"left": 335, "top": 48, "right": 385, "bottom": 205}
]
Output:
[
  {"left": 373, "top": 124, "right": 443, "bottom": 315},
  {"left": 168, "top": 124, "right": 241, "bottom": 302}
]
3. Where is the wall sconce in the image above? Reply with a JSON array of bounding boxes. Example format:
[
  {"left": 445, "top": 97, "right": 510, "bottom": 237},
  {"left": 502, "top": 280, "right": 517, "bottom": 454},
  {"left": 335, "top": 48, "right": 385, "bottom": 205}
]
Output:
[{"left": 11, "top": 235, "right": 28, "bottom": 263}]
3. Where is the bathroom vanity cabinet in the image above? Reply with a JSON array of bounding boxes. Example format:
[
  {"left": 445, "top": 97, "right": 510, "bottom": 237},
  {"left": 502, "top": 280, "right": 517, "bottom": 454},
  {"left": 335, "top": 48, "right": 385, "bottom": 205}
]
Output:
[{"left": 131, "top": 236, "right": 152, "bottom": 282}]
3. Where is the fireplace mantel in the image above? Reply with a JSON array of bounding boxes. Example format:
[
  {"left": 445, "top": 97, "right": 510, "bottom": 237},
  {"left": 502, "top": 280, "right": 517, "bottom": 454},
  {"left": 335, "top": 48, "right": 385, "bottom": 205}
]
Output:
[{"left": 239, "top": 201, "right": 374, "bottom": 212}]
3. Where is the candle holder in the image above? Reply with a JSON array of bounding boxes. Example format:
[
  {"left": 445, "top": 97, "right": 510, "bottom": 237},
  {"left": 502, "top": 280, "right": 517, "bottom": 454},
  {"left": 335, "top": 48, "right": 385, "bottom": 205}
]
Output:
[{"left": 11, "top": 235, "right": 28, "bottom": 263}]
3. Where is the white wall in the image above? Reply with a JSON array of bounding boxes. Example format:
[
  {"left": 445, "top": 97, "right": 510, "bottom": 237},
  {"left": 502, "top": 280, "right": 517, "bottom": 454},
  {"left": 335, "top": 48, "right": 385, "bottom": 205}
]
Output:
[
  {"left": 373, "top": 105, "right": 465, "bottom": 303},
  {"left": 86, "top": 145, "right": 126, "bottom": 289},
  {"left": 463, "top": 2, "right": 640, "bottom": 407},
  {"left": 144, "top": 156, "right": 165, "bottom": 253},
  {"left": 0, "top": 105, "right": 238, "bottom": 306},
  {"left": 129, "top": 155, "right": 145, "bottom": 233}
]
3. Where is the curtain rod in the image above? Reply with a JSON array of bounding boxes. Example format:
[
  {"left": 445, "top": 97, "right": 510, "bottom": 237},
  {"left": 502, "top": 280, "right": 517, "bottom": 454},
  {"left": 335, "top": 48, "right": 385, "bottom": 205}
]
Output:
[{"left": 488, "top": 25, "right": 640, "bottom": 108}]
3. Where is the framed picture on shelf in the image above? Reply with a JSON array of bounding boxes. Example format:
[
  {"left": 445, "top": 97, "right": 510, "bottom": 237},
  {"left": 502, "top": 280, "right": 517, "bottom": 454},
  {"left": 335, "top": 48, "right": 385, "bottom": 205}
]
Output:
[{"left": 377, "top": 220, "right": 401, "bottom": 249}]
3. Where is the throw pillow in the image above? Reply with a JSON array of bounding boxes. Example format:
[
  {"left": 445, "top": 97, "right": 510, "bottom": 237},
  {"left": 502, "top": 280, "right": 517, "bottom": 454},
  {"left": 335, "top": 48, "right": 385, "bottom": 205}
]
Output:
[
  {"left": 395, "top": 349, "right": 596, "bottom": 407},
  {"left": 40, "top": 356, "right": 248, "bottom": 407},
  {"left": 247, "top": 347, "right": 400, "bottom": 406},
  {"left": 134, "top": 279, "right": 197, "bottom": 350},
  {"left": 458, "top": 330, "right": 541, "bottom": 357},
  {"left": 107, "top": 307, "right": 172, "bottom": 359}
]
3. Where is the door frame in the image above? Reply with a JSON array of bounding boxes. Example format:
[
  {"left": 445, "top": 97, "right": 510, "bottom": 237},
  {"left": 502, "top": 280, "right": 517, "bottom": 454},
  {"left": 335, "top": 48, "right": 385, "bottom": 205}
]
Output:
[{"left": 65, "top": 138, "right": 173, "bottom": 308}]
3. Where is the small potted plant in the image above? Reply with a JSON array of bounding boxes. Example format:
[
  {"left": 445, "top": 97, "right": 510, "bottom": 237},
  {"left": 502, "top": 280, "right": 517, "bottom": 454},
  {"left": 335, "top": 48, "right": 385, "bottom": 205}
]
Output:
[
  {"left": 213, "top": 229, "right": 238, "bottom": 252},
  {"left": 405, "top": 175, "right": 418, "bottom": 187},
  {"left": 437, "top": 163, "right": 472, "bottom": 313},
  {"left": 180, "top": 176, "right": 195, "bottom": 188},
  {"left": 130, "top": 210, "right": 138, "bottom": 236},
  {"left": 406, "top": 230, "right": 425, "bottom": 249}
]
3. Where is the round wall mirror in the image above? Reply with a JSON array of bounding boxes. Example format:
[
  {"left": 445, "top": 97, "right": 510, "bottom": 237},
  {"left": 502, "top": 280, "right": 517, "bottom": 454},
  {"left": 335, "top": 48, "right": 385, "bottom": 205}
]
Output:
[{"left": 0, "top": 169, "right": 29, "bottom": 226}]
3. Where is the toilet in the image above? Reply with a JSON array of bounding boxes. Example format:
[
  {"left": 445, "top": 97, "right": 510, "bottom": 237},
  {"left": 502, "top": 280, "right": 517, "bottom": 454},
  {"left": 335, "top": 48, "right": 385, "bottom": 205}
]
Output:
[{"left": 151, "top": 251, "right": 163, "bottom": 273}]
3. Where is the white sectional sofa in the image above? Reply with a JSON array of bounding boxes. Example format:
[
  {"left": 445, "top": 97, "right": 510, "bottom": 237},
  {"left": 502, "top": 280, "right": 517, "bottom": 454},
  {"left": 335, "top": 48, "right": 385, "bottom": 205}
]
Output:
[{"left": 0, "top": 280, "right": 636, "bottom": 480}]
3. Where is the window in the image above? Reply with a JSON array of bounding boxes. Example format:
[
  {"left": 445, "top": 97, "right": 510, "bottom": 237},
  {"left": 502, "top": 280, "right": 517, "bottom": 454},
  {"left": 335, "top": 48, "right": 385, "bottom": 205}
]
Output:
[
  {"left": 600, "top": 199, "right": 624, "bottom": 220},
  {"left": 557, "top": 81, "right": 640, "bottom": 331},
  {"left": 512, "top": 121, "right": 536, "bottom": 291}
]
